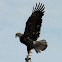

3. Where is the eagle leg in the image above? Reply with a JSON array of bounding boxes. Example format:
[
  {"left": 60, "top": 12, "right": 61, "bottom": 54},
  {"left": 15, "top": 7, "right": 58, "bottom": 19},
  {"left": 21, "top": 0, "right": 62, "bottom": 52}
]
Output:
[{"left": 28, "top": 50, "right": 32, "bottom": 56}]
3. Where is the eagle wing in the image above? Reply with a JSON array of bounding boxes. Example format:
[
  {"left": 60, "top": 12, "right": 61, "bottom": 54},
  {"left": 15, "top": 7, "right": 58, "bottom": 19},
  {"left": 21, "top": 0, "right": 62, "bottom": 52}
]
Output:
[{"left": 24, "top": 3, "right": 45, "bottom": 41}]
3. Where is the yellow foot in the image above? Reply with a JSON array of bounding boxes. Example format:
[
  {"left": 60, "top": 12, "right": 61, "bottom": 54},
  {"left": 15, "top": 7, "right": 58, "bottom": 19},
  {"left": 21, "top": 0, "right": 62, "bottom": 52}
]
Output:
[
  {"left": 29, "top": 50, "right": 32, "bottom": 54},
  {"left": 28, "top": 50, "right": 32, "bottom": 56}
]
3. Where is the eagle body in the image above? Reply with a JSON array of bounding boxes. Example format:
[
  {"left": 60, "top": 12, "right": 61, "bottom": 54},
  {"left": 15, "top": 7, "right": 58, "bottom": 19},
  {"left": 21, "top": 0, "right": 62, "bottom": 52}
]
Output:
[
  {"left": 20, "top": 35, "right": 34, "bottom": 53},
  {"left": 16, "top": 3, "right": 47, "bottom": 55}
]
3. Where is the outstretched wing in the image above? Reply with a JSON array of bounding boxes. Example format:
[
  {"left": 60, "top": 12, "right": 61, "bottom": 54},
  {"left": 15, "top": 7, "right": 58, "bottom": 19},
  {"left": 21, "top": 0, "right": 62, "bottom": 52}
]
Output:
[{"left": 24, "top": 3, "right": 45, "bottom": 41}]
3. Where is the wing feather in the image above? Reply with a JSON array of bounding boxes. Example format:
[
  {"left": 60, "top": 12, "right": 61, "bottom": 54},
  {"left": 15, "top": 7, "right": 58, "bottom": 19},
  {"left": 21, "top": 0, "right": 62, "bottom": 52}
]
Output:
[{"left": 24, "top": 3, "right": 45, "bottom": 41}]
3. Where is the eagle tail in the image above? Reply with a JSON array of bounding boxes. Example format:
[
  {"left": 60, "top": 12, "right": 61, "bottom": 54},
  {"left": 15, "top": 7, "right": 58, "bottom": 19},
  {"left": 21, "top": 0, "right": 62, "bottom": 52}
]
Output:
[{"left": 33, "top": 40, "right": 47, "bottom": 53}]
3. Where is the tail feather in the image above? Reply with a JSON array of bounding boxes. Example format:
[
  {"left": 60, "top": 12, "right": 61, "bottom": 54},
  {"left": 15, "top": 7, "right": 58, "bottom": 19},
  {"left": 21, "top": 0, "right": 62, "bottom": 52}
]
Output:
[{"left": 33, "top": 40, "right": 47, "bottom": 53}]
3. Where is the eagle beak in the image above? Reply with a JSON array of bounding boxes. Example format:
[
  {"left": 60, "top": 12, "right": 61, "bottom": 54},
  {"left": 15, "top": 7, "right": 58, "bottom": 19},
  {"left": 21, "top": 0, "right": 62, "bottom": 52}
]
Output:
[{"left": 15, "top": 35, "right": 18, "bottom": 38}]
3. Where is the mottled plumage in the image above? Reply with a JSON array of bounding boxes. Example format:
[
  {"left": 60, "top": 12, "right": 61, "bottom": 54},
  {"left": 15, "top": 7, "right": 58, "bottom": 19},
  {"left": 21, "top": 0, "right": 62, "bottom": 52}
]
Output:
[{"left": 16, "top": 3, "right": 47, "bottom": 55}]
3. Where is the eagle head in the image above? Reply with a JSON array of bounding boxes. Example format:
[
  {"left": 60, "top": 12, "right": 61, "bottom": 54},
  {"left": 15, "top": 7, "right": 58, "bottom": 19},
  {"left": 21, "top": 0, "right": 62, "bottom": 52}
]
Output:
[{"left": 15, "top": 33, "right": 23, "bottom": 38}]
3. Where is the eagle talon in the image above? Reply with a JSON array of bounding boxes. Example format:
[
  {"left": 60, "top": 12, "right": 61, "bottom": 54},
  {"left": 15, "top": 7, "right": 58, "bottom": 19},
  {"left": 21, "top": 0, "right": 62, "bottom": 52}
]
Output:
[
  {"left": 28, "top": 50, "right": 32, "bottom": 56},
  {"left": 29, "top": 50, "right": 32, "bottom": 54}
]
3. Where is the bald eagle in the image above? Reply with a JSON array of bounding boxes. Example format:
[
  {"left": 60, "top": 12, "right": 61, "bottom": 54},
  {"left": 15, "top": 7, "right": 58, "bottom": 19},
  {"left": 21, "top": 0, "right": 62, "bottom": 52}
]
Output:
[{"left": 16, "top": 3, "right": 47, "bottom": 56}]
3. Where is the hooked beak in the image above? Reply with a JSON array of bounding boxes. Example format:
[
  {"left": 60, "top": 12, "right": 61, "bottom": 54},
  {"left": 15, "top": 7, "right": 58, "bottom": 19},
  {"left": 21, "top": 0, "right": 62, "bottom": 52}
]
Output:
[{"left": 15, "top": 35, "right": 18, "bottom": 38}]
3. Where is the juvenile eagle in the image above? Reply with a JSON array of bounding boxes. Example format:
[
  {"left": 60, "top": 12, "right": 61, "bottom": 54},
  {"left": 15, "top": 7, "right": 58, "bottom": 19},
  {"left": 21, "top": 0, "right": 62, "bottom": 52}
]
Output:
[{"left": 16, "top": 3, "right": 47, "bottom": 56}]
